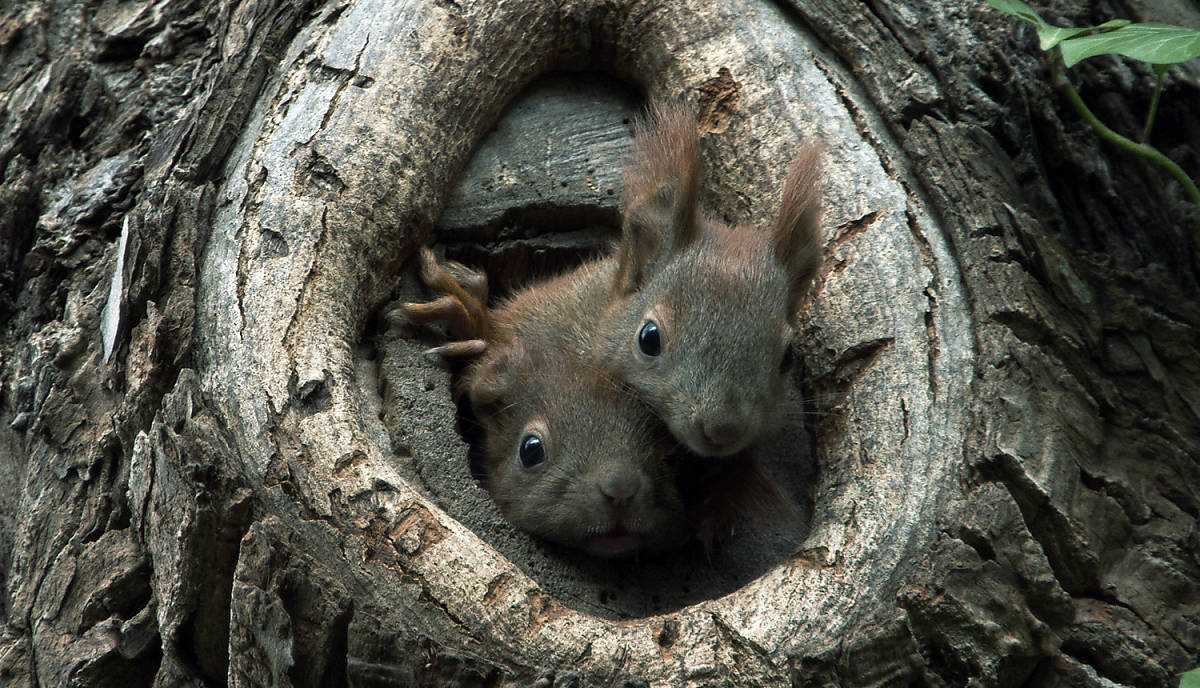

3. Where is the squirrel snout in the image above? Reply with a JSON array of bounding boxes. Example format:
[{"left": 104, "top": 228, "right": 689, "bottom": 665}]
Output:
[
  {"left": 699, "top": 420, "right": 742, "bottom": 449},
  {"left": 599, "top": 472, "right": 641, "bottom": 507}
]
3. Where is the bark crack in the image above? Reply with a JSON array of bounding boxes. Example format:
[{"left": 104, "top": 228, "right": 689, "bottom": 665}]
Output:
[
  {"left": 806, "top": 34, "right": 958, "bottom": 408},
  {"left": 833, "top": 337, "right": 895, "bottom": 379},
  {"left": 281, "top": 205, "right": 332, "bottom": 382},
  {"left": 309, "top": 29, "right": 371, "bottom": 144},
  {"left": 982, "top": 450, "right": 1099, "bottom": 596},
  {"left": 811, "top": 58, "right": 883, "bottom": 169},
  {"left": 906, "top": 209, "right": 942, "bottom": 401},
  {"left": 923, "top": 288, "right": 940, "bottom": 401},
  {"left": 708, "top": 612, "right": 783, "bottom": 682},
  {"left": 1057, "top": 641, "right": 1135, "bottom": 688},
  {"left": 809, "top": 209, "right": 887, "bottom": 301},
  {"left": 829, "top": 209, "right": 885, "bottom": 249},
  {"left": 1091, "top": 591, "right": 1191, "bottom": 656}
]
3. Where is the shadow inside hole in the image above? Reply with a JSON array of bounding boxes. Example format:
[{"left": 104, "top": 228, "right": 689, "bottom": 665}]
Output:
[
  {"left": 378, "top": 73, "right": 819, "bottom": 619},
  {"left": 443, "top": 217, "right": 617, "bottom": 298}
]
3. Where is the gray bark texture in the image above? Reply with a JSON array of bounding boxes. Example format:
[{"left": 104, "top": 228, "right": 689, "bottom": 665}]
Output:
[{"left": 1, "top": 0, "right": 1197, "bottom": 686}]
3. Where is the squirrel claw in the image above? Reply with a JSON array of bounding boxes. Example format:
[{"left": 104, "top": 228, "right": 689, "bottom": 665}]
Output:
[
  {"left": 399, "top": 295, "right": 470, "bottom": 331},
  {"left": 424, "top": 339, "right": 486, "bottom": 361}
]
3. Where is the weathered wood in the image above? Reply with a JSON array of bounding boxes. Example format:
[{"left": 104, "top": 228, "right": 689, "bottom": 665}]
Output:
[{"left": 0, "top": 0, "right": 1196, "bottom": 685}]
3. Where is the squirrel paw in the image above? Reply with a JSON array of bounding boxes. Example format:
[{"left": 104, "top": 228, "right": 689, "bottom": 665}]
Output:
[{"left": 401, "top": 247, "right": 490, "bottom": 355}]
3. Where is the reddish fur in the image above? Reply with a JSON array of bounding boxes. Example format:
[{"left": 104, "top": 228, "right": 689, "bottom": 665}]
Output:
[
  {"left": 599, "top": 102, "right": 821, "bottom": 528},
  {"left": 400, "top": 247, "right": 490, "bottom": 346},
  {"left": 615, "top": 105, "right": 823, "bottom": 321},
  {"left": 623, "top": 102, "right": 701, "bottom": 241},
  {"left": 615, "top": 103, "right": 703, "bottom": 293},
  {"left": 772, "top": 146, "right": 824, "bottom": 322}
]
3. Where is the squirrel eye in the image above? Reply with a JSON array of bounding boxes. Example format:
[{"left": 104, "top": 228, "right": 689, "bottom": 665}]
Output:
[
  {"left": 518, "top": 433, "right": 547, "bottom": 468},
  {"left": 637, "top": 320, "right": 662, "bottom": 357},
  {"left": 780, "top": 345, "right": 796, "bottom": 373}
]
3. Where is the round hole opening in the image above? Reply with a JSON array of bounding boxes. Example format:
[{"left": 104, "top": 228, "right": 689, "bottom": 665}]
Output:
[{"left": 372, "top": 73, "right": 825, "bottom": 619}]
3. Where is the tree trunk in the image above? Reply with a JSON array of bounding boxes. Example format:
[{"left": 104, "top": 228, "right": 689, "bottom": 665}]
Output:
[{"left": 2, "top": 0, "right": 1197, "bottom": 686}]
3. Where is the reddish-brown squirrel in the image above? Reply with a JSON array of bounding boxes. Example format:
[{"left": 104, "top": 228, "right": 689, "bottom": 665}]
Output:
[
  {"left": 402, "top": 249, "right": 690, "bottom": 557},
  {"left": 598, "top": 104, "right": 823, "bottom": 458}
]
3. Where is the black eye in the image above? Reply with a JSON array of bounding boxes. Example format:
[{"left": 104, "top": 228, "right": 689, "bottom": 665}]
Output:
[
  {"left": 519, "top": 433, "right": 546, "bottom": 468},
  {"left": 780, "top": 345, "right": 796, "bottom": 373},
  {"left": 637, "top": 320, "right": 661, "bottom": 357}
]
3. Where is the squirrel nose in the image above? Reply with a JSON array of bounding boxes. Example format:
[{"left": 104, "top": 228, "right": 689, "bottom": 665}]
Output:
[
  {"left": 700, "top": 420, "right": 740, "bottom": 448},
  {"left": 599, "top": 473, "right": 641, "bottom": 506}
]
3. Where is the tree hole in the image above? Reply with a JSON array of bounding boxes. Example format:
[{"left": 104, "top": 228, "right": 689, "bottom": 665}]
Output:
[{"left": 372, "top": 73, "right": 820, "bottom": 619}]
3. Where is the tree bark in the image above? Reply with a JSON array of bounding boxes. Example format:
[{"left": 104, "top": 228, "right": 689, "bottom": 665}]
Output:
[{"left": 1, "top": 0, "right": 1197, "bottom": 686}]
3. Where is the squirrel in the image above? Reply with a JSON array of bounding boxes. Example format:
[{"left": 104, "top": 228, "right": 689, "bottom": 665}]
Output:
[
  {"left": 594, "top": 103, "right": 823, "bottom": 458},
  {"left": 401, "top": 249, "right": 690, "bottom": 557}
]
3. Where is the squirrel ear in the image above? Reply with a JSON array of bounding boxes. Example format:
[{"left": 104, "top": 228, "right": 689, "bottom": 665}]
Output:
[
  {"left": 464, "top": 339, "right": 528, "bottom": 412},
  {"left": 771, "top": 145, "right": 824, "bottom": 323},
  {"left": 613, "top": 209, "right": 663, "bottom": 293},
  {"left": 614, "top": 102, "right": 702, "bottom": 294}
]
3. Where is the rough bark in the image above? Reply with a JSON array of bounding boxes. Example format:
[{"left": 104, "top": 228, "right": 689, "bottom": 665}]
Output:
[{"left": 1, "top": 0, "right": 1196, "bottom": 686}]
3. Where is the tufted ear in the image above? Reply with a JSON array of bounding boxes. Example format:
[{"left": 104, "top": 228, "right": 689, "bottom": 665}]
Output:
[
  {"left": 770, "top": 145, "right": 824, "bottom": 323},
  {"left": 463, "top": 339, "right": 528, "bottom": 414},
  {"left": 613, "top": 102, "right": 702, "bottom": 294}
]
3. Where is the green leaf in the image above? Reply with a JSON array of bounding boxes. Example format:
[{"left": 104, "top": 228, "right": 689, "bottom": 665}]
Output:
[
  {"left": 1037, "top": 25, "right": 1095, "bottom": 50},
  {"left": 1032, "top": 18, "right": 1132, "bottom": 50},
  {"left": 986, "top": 2, "right": 1132, "bottom": 52},
  {"left": 1060, "top": 23, "right": 1200, "bottom": 67},
  {"left": 986, "top": 0, "right": 1048, "bottom": 29},
  {"left": 1094, "top": 19, "right": 1134, "bottom": 31},
  {"left": 1039, "top": 20, "right": 1130, "bottom": 51},
  {"left": 1181, "top": 667, "right": 1200, "bottom": 688}
]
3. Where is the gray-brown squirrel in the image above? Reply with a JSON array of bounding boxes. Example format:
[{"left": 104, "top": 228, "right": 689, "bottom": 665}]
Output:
[{"left": 598, "top": 103, "right": 823, "bottom": 458}]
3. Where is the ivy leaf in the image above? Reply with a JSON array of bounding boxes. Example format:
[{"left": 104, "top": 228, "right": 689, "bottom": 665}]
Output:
[
  {"left": 986, "top": 0, "right": 1048, "bottom": 30},
  {"left": 1181, "top": 667, "right": 1200, "bottom": 688},
  {"left": 1060, "top": 23, "right": 1200, "bottom": 67},
  {"left": 1037, "top": 20, "right": 1129, "bottom": 51},
  {"left": 987, "top": 2, "right": 1131, "bottom": 51}
]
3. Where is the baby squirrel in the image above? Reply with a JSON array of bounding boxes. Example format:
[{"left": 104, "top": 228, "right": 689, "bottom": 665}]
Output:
[
  {"left": 598, "top": 104, "right": 823, "bottom": 458},
  {"left": 402, "top": 249, "right": 690, "bottom": 557}
]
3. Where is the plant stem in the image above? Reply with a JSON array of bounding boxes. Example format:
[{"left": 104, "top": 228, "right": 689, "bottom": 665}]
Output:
[
  {"left": 1141, "top": 68, "right": 1165, "bottom": 143},
  {"left": 1049, "top": 56, "right": 1200, "bottom": 205}
]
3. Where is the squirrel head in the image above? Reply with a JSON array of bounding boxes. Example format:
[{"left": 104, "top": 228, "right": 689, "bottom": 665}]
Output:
[
  {"left": 466, "top": 343, "right": 689, "bottom": 557},
  {"left": 603, "top": 104, "right": 823, "bottom": 457}
]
